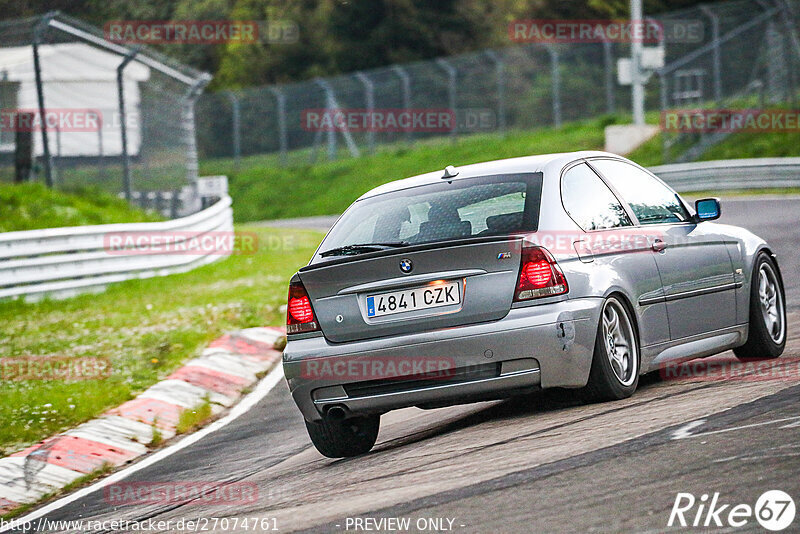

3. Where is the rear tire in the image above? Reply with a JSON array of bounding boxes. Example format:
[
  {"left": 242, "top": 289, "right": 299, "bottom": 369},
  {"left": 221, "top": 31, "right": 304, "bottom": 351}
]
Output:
[
  {"left": 734, "top": 253, "right": 786, "bottom": 360},
  {"left": 305, "top": 415, "right": 380, "bottom": 458},
  {"left": 583, "top": 296, "right": 640, "bottom": 402}
]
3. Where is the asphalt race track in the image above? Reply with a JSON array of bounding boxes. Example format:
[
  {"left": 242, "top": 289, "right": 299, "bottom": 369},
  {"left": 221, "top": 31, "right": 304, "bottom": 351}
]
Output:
[{"left": 14, "top": 197, "right": 800, "bottom": 534}]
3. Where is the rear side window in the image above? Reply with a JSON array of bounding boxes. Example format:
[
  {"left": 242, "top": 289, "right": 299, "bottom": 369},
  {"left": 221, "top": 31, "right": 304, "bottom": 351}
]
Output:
[
  {"left": 561, "top": 163, "right": 632, "bottom": 231},
  {"left": 590, "top": 159, "right": 691, "bottom": 225},
  {"left": 321, "top": 173, "right": 542, "bottom": 252}
]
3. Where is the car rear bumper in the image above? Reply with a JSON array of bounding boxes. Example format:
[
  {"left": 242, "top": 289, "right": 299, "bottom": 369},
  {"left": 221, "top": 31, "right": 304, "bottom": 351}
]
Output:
[{"left": 282, "top": 298, "right": 602, "bottom": 421}]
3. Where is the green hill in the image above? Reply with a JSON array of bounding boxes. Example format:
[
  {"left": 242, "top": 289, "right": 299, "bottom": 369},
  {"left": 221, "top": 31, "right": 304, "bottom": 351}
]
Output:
[{"left": 0, "top": 183, "right": 161, "bottom": 233}]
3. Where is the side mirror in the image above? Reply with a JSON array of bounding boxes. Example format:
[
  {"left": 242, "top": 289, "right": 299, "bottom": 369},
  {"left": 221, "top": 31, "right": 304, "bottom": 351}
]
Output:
[{"left": 694, "top": 198, "right": 721, "bottom": 222}]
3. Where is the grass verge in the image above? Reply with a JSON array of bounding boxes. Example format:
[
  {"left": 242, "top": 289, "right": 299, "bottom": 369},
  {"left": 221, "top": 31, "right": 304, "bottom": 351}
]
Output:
[
  {"left": 176, "top": 400, "right": 213, "bottom": 435},
  {"left": 0, "top": 226, "right": 323, "bottom": 455}
]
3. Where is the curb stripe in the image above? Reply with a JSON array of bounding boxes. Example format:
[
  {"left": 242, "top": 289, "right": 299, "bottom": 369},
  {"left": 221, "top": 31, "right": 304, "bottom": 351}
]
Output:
[
  {"left": 167, "top": 366, "right": 250, "bottom": 397},
  {"left": 108, "top": 398, "right": 184, "bottom": 431},
  {"left": 0, "top": 327, "right": 285, "bottom": 513},
  {"left": 7, "top": 435, "right": 139, "bottom": 474}
]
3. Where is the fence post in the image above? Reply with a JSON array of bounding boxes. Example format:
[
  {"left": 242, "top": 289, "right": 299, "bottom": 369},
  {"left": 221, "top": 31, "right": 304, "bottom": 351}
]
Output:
[
  {"left": 32, "top": 12, "right": 57, "bottom": 188},
  {"left": 53, "top": 124, "right": 61, "bottom": 186},
  {"left": 170, "top": 189, "right": 180, "bottom": 218},
  {"left": 700, "top": 5, "right": 723, "bottom": 104},
  {"left": 545, "top": 45, "right": 562, "bottom": 128},
  {"left": 603, "top": 41, "right": 616, "bottom": 114},
  {"left": 659, "top": 72, "right": 669, "bottom": 162},
  {"left": 97, "top": 119, "right": 105, "bottom": 180},
  {"left": 226, "top": 91, "right": 241, "bottom": 172},
  {"left": 269, "top": 88, "right": 288, "bottom": 166},
  {"left": 315, "top": 79, "right": 360, "bottom": 159},
  {"left": 392, "top": 65, "right": 413, "bottom": 144},
  {"left": 117, "top": 48, "right": 139, "bottom": 201},
  {"left": 315, "top": 79, "right": 337, "bottom": 160},
  {"left": 355, "top": 72, "right": 376, "bottom": 153},
  {"left": 436, "top": 58, "right": 458, "bottom": 142},
  {"left": 485, "top": 50, "right": 506, "bottom": 136},
  {"left": 182, "top": 74, "right": 212, "bottom": 184},
  {"left": 14, "top": 113, "right": 33, "bottom": 183}
]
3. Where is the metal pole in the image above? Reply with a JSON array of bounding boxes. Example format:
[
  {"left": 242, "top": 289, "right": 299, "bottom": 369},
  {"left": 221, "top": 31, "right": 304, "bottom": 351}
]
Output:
[
  {"left": 436, "top": 58, "right": 458, "bottom": 141},
  {"left": 315, "top": 79, "right": 337, "bottom": 160},
  {"left": 659, "top": 72, "right": 669, "bottom": 162},
  {"left": 226, "top": 91, "right": 241, "bottom": 172},
  {"left": 117, "top": 48, "right": 139, "bottom": 201},
  {"left": 269, "top": 88, "right": 288, "bottom": 166},
  {"left": 32, "top": 12, "right": 56, "bottom": 187},
  {"left": 700, "top": 5, "right": 723, "bottom": 104},
  {"left": 392, "top": 65, "right": 412, "bottom": 144},
  {"left": 630, "top": 0, "right": 645, "bottom": 125},
  {"left": 53, "top": 124, "right": 60, "bottom": 186},
  {"left": 315, "top": 78, "right": 360, "bottom": 159},
  {"left": 545, "top": 45, "right": 562, "bottom": 128},
  {"left": 97, "top": 117, "right": 105, "bottom": 180},
  {"left": 182, "top": 74, "right": 212, "bottom": 184},
  {"left": 355, "top": 72, "right": 376, "bottom": 153},
  {"left": 603, "top": 41, "right": 616, "bottom": 114},
  {"left": 485, "top": 50, "right": 506, "bottom": 136}
]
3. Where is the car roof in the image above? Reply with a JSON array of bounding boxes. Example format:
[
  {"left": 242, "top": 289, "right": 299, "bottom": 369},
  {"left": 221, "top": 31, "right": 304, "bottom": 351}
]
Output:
[{"left": 358, "top": 150, "right": 621, "bottom": 200}]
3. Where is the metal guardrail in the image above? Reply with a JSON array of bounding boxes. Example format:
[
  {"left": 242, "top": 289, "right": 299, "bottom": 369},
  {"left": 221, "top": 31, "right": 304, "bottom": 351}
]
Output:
[
  {"left": 0, "top": 195, "right": 233, "bottom": 301},
  {"left": 650, "top": 158, "right": 800, "bottom": 192}
]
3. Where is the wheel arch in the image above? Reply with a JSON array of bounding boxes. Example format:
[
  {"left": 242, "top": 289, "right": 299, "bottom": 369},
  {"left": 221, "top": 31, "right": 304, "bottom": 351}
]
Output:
[
  {"left": 601, "top": 289, "right": 643, "bottom": 369},
  {"left": 755, "top": 246, "right": 785, "bottom": 290}
]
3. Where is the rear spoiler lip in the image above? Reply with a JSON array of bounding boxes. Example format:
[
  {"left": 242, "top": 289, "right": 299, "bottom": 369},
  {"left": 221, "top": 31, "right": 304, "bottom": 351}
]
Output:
[{"left": 299, "top": 234, "right": 528, "bottom": 272}]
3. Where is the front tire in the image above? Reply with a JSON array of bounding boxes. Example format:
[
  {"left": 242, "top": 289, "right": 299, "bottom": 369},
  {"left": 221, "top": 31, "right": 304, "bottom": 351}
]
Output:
[
  {"left": 583, "top": 296, "right": 640, "bottom": 402},
  {"left": 305, "top": 415, "right": 380, "bottom": 458},
  {"left": 734, "top": 253, "right": 786, "bottom": 360}
]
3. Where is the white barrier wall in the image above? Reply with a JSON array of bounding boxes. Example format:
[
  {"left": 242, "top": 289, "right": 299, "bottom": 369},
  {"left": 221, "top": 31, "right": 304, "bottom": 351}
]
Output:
[{"left": 0, "top": 195, "right": 233, "bottom": 301}]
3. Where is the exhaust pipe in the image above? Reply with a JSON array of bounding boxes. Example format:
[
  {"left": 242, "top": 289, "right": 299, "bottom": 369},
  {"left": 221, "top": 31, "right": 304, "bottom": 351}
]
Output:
[{"left": 325, "top": 405, "right": 348, "bottom": 421}]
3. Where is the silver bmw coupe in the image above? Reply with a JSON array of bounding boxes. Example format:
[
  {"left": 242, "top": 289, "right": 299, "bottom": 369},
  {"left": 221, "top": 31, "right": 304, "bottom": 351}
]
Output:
[{"left": 282, "top": 151, "right": 786, "bottom": 458}]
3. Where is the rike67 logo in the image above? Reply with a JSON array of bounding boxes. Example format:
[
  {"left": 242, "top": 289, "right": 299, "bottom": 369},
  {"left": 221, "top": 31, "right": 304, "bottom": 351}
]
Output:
[{"left": 669, "top": 490, "right": 796, "bottom": 531}]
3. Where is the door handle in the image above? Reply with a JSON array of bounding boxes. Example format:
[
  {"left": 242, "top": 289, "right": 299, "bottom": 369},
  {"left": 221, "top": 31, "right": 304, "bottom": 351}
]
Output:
[{"left": 652, "top": 238, "right": 667, "bottom": 252}]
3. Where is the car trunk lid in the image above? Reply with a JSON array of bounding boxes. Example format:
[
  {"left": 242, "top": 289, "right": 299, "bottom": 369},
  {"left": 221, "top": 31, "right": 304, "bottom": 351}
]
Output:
[{"left": 298, "top": 236, "right": 523, "bottom": 342}]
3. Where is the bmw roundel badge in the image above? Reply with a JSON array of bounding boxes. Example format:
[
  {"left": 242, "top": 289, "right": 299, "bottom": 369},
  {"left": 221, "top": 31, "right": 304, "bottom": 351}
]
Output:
[{"left": 399, "top": 259, "right": 413, "bottom": 273}]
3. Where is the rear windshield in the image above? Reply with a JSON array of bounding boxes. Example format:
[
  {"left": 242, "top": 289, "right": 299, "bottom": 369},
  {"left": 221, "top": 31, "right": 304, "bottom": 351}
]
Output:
[{"left": 319, "top": 173, "right": 542, "bottom": 254}]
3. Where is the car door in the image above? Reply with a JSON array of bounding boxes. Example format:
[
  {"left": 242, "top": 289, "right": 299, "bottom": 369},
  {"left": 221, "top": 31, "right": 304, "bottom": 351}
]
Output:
[
  {"left": 560, "top": 162, "right": 670, "bottom": 347},
  {"left": 589, "top": 158, "right": 737, "bottom": 340}
]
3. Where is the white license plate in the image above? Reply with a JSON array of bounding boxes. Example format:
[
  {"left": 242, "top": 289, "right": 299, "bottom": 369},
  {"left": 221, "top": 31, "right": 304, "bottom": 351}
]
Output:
[{"left": 366, "top": 281, "right": 460, "bottom": 318}]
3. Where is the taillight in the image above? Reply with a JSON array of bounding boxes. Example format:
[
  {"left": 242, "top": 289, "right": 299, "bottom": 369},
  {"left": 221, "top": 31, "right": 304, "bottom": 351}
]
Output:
[
  {"left": 514, "top": 246, "right": 568, "bottom": 301},
  {"left": 287, "top": 280, "right": 319, "bottom": 334}
]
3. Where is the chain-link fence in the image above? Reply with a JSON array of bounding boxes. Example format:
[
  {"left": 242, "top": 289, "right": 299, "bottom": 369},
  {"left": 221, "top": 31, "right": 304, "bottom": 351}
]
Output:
[
  {"left": 654, "top": 0, "right": 800, "bottom": 161},
  {"left": 197, "top": 0, "right": 800, "bottom": 168},
  {"left": 2, "top": 0, "right": 798, "bottom": 195},
  {"left": 0, "top": 12, "right": 210, "bottom": 202}
]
